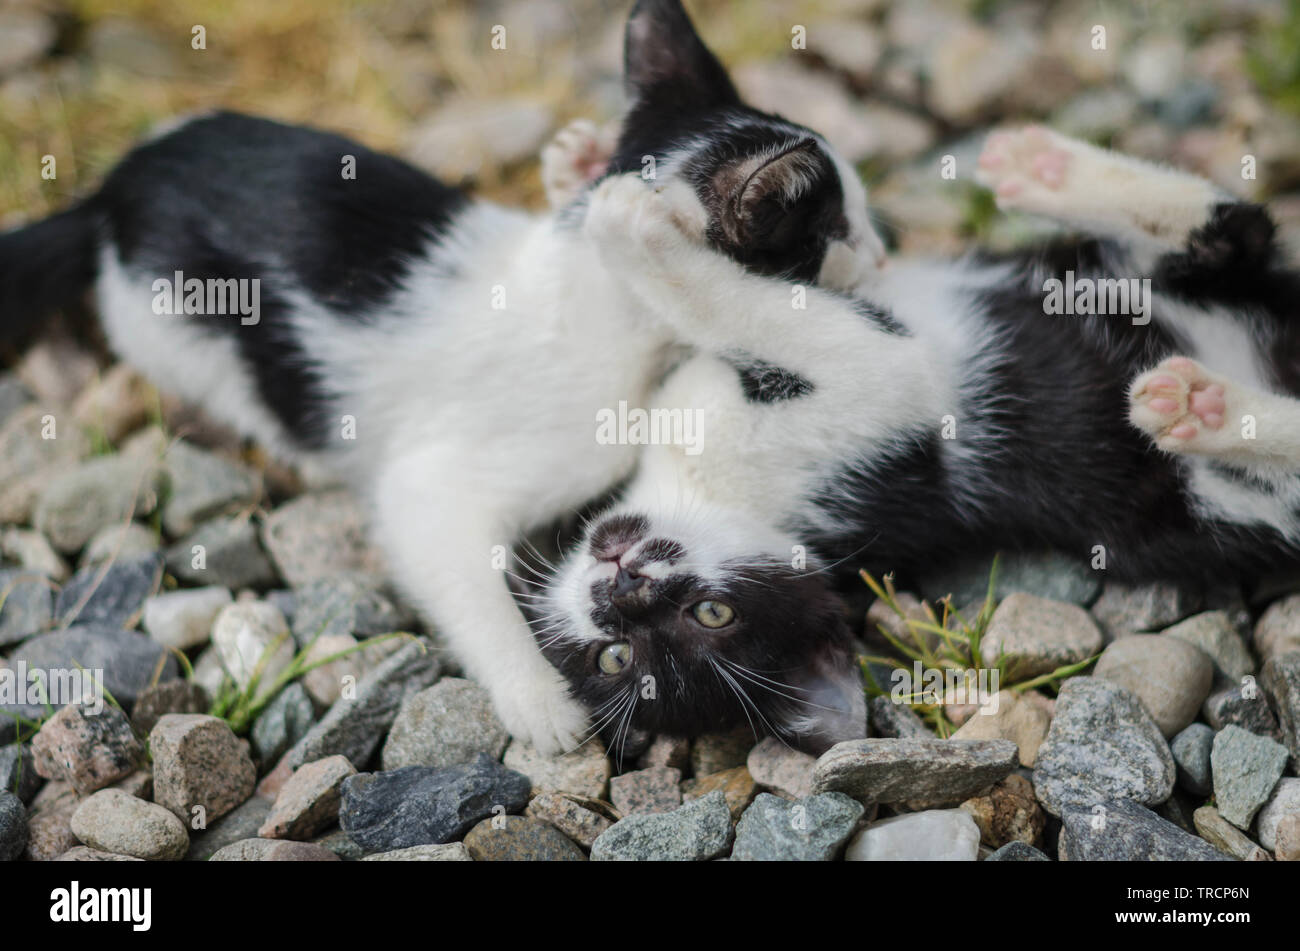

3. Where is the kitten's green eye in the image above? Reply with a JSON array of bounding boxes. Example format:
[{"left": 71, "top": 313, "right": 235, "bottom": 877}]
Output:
[
  {"left": 691, "top": 600, "right": 735, "bottom": 628},
  {"left": 598, "top": 642, "right": 632, "bottom": 674}
]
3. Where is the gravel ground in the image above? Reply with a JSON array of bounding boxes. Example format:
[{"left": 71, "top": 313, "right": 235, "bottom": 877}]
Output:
[{"left": 2, "top": 0, "right": 1300, "bottom": 861}]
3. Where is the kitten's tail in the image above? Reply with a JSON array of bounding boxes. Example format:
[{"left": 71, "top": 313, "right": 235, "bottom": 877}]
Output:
[{"left": 0, "top": 199, "right": 103, "bottom": 350}]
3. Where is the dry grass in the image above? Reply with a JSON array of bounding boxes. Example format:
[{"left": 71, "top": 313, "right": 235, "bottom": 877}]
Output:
[{"left": 0, "top": 0, "right": 831, "bottom": 221}]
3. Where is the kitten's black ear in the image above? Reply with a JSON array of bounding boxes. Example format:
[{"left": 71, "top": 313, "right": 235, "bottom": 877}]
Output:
[
  {"left": 784, "top": 646, "right": 867, "bottom": 756},
  {"left": 715, "top": 138, "right": 824, "bottom": 247},
  {"left": 624, "top": 0, "right": 739, "bottom": 108}
]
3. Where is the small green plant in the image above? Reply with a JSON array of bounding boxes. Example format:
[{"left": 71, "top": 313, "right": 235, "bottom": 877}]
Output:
[
  {"left": 206, "top": 625, "right": 420, "bottom": 736},
  {"left": 860, "top": 556, "right": 1098, "bottom": 736},
  {"left": 1248, "top": 2, "right": 1300, "bottom": 117}
]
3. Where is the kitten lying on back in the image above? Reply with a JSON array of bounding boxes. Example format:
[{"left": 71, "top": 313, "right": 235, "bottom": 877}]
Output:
[
  {"left": 541, "top": 124, "right": 1300, "bottom": 754},
  {"left": 0, "top": 0, "right": 882, "bottom": 752}
]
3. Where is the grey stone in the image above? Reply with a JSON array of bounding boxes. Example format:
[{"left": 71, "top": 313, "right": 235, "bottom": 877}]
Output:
[
  {"left": 1164, "top": 611, "right": 1255, "bottom": 684},
  {"left": 845, "top": 808, "right": 981, "bottom": 861},
  {"left": 869, "top": 695, "right": 934, "bottom": 739},
  {"left": 184, "top": 795, "right": 273, "bottom": 861},
  {"left": 210, "top": 600, "right": 294, "bottom": 696},
  {"left": 150, "top": 713, "right": 257, "bottom": 824},
  {"left": 1261, "top": 651, "right": 1300, "bottom": 766},
  {"left": 525, "top": 793, "right": 615, "bottom": 849},
  {"left": 0, "top": 405, "right": 90, "bottom": 525},
  {"left": 811, "top": 738, "right": 1018, "bottom": 808},
  {"left": 259, "top": 754, "right": 355, "bottom": 840},
  {"left": 1256, "top": 778, "right": 1300, "bottom": 851},
  {"left": 1203, "top": 683, "right": 1284, "bottom": 741},
  {"left": 250, "top": 682, "right": 317, "bottom": 768},
  {"left": 312, "top": 828, "right": 365, "bottom": 860},
  {"left": 160, "top": 441, "right": 260, "bottom": 537},
  {"left": 0, "top": 567, "right": 53, "bottom": 647},
  {"left": 609, "top": 766, "right": 682, "bottom": 816},
  {"left": 731, "top": 792, "right": 863, "bottom": 861},
  {"left": 381, "top": 678, "right": 509, "bottom": 770},
  {"left": 55, "top": 846, "right": 143, "bottom": 861},
  {"left": 142, "top": 586, "right": 232, "bottom": 651},
  {"left": 5, "top": 625, "right": 178, "bottom": 721},
  {"left": 1255, "top": 597, "right": 1300, "bottom": 664},
  {"left": 921, "top": 550, "right": 1101, "bottom": 608},
  {"left": 1170, "top": 723, "right": 1214, "bottom": 797},
  {"left": 290, "top": 577, "right": 410, "bottom": 648},
  {"left": 503, "top": 738, "right": 612, "bottom": 800},
  {"left": 463, "top": 814, "right": 586, "bottom": 861},
  {"left": 1094, "top": 634, "right": 1214, "bottom": 737},
  {"left": 130, "top": 679, "right": 210, "bottom": 737},
  {"left": 746, "top": 736, "right": 817, "bottom": 799},
  {"left": 29, "top": 705, "right": 144, "bottom": 795},
  {"left": 80, "top": 522, "right": 158, "bottom": 568},
  {"left": 55, "top": 552, "right": 163, "bottom": 630},
  {"left": 0, "top": 743, "right": 42, "bottom": 804},
  {"left": 260, "top": 492, "right": 387, "bottom": 589},
  {"left": 33, "top": 455, "right": 164, "bottom": 554},
  {"left": 591, "top": 789, "right": 734, "bottom": 861},
  {"left": 165, "top": 516, "right": 279, "bottom": 590},
  {"left": 360, "top": 842, "right": 471, "bottom": 861},
  {"left": 1059, "top": 799, "right": 1229, "bottom": 861},
  {"left": 339, "top": 755, "right": 531, "bottom": 852},
  {"left": 70, "top": 788, "right": 188, "bottom": 861},
  {"left": 1032, "top": 677, "right": 1175, "bottom": 816},
  {"left": 1, "top": 527, "right": 69, "bottom": 581},
  {"left": 0, "top": 790, "right": 26, "bottom": 861},
  {"left": 209, "top": 838, "right": 340, "bottom": 861},
  {"left": 1211, "top": 725, "right": 1288, "bottom": 829},
  {"left": 281, "top": 637, "right": 440, "bottom": 773},
  {"left": 985, "top": 841, "right": 1050, "bottom": 861},
  {"left": 1090, "top": 581, "right": 1199, "bottom": 640},
  {"left": 980, "top": 593, "right": 1104, "bottom": 679}
]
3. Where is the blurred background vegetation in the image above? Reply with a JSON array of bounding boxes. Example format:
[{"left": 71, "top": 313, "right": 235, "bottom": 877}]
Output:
[{"left": 3, "top": 0, "right": 1300, "bottom": 253}]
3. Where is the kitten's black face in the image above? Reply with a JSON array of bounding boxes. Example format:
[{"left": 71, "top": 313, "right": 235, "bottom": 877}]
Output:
[
  {"left": 600, "top": 0, "right": 883, "bottom": 287},
  {"left": 538, "top": 511, "right": 868, "bottom": 757}
]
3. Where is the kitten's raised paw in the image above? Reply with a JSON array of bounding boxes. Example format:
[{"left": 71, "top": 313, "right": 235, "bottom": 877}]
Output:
[
  {"left": 976, "top": 125, "right": 1076, "bottom": 214},
  {"left": 541, "top": 119, "right": 615, "bottom": 209},
  {"left": 1129, "top": 356, "right": 1233, "bottom": 453},
  {"left": 490, "top": 662, "right": 591, "bottom": 755},
  {"left": 584, "top": 173, "right": 708, "bottom": 268}
]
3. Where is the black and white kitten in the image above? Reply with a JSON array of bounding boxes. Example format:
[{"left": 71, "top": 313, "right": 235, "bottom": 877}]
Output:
[
  {"left": 542, "top": 125, "right": 1300, "bottom": 753},
  {"left": 0, "top": 0, "right": 883, "bottom": 752}
]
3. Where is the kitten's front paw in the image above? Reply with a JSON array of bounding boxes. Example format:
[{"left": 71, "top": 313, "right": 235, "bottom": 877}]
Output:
[
  {"left": 491, "top": 662, "right": 590, "bottom": 755},
  {"left": 541, "top": 118, "right": 615, "bottom": 209},
  {"left": 584, "top": 173, "right": 709, "bottom": 272},
  {"left": 976, "top": 125, "right": 1077, "bottom": 216},
  {"left": 1129, "top": 356, "right": 1234, "bottom": 454}
]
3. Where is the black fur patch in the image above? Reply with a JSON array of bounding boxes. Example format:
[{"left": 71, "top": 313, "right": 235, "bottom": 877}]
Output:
[
  {"left": 605, "top": 1, "right": 852, "bottom": 284},
  {"left": 851, "top": 298, "right": 908, "bottom": 336},
  {"left": 94, "top": 112, "right": 468, "bottom": 446},
  {"left": 724, "top": 355, "right": 814, "bottom": 404}
]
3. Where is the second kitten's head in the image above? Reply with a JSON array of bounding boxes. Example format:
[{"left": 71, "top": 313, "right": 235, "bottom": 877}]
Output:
[
  {"left": 539, "top": 506, "right": 867, "bottom": 756},
  {"left": 604, "top": 0, "right": 884, "bottom": 288}
]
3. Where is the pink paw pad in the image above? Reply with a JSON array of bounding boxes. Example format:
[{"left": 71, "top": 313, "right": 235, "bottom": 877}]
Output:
[{"left": 1131, "top": 355, "right": 1233, "bottom": 448}]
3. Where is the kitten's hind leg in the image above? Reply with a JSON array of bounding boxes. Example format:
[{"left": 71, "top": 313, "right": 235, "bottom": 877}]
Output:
[
  {"left": 1130, "top": 356, "right": 1300, "bottom": 466},
  {"left": 541, "top": 119, "right": 616, "bottom": 209},
  {"left": 976, "top": 125, "right": 1237, "bottom": 253}
]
